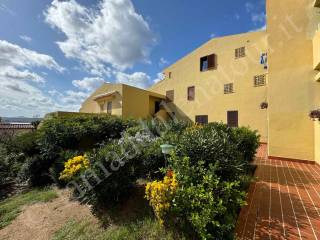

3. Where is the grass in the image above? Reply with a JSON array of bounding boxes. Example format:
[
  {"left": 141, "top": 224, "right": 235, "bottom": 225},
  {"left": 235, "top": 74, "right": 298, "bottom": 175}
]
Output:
[
  {"left": 52, "top": 217, "right": 183, "bottom": 240},
  {"left": 53, "top": 185, "right": 185, "bottom": 240},
  {"left": 0, "top": 187, "right": 58, "bottom": 229}
]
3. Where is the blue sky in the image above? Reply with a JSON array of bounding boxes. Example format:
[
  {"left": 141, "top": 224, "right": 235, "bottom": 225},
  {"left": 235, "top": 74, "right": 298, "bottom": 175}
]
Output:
[{"left": 0, "top": 0, "right": 266, "bottom": 117}]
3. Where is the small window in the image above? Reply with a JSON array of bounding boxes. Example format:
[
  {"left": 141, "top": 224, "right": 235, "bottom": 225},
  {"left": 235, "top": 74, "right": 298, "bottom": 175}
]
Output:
[
  {"left": 200, "top": 54, "right": 216, "bottom": 72},
  {"left": 187, "top": 86, "right": 195, "bottom": 101},
  {"left": 224, "top": 83, "right": 234, "bottom": 94},
  {"left": 166, "top": 90, "right": 174, "bottom": 102},
  {"left": 195, "top": 115, "right": 208, "bottom": 125},
  {"left": 168, "top": 72, "right": 172, "bottom": 79},
  {"left": 235, "top": 47, "right": 245, "bottom": 59},
  {"left": 227, "top": 111, "right": 238, "bottom": 127},
  {"left": 107, "top": 101, "right": 112, "bottom": 114},
  {"left": 200, "top": 56, "right": 208, "bottom": 71},
  {"left": 254, "top": 74, "right": 266, "bottom": 87}
]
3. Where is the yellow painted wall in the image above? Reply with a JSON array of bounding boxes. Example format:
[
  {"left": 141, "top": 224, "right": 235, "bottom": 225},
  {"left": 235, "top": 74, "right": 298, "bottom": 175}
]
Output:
[
  {"left": 313, "top": 31, "right": 320, "bottom": 70},
  {"left": 80, "top": 83, "right": 123, "bottom": 116},
  {"left": 149, "top": 31, "right": 269, "bottom": 142},
  {"left": 266, "top": 0, "right": 319, "bottom": 161},
  {"left": 122, "top": 85, "right": 166, "bottom": 119},
  {"left": 80, "top": 83, "right": 165, "bottom": 119}
]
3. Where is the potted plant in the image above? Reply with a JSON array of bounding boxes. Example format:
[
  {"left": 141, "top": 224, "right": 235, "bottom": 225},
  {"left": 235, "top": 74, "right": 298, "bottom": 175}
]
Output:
[{"left": 309, "top": 109, "right": 320, "bottom": 121}]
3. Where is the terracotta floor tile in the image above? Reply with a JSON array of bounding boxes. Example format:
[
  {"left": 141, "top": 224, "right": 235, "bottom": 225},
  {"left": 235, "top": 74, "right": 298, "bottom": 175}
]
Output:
[{"left": 236, "top": 145, "right": 320, "bottom": 240}]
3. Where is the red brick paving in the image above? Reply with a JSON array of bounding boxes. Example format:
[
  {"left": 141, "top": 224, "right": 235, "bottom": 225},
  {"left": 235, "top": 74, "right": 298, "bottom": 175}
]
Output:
[{"left": 236, "top": 145, "right": 320, "bottom": 240}]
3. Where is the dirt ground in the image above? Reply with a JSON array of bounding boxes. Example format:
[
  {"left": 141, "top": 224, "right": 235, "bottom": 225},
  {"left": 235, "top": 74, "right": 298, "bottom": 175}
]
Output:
[{"left": 0, "top": 189, "right": 97, "bottom": 240}]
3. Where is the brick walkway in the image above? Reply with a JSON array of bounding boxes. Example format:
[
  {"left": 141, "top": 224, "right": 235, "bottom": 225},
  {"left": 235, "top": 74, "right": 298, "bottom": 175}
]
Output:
[{"left": 236, "top": 145, "right": 320, "bottom": 240}]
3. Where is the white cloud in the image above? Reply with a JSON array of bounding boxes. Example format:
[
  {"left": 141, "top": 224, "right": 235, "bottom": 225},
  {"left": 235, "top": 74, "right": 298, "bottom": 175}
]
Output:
[
  {"left": 0, "top": 67, "right": 44, "bottom": 83},
  {"left": 115, "top": 72, "right": 150, "bottom": 89},
  {"left": 19, "top": 35, "right": 32, "bottom": 43},
  {"left": 210, "top": 33, "right": 216, "bottom": 38},
  {"left": 0, "top": 40, "right": 66, "bottom": 117},
  {"left": 0, "top": 40, "right": 64, "bottom": 73},
  {"left": 0, "top": 3, "right": 15, "bottom": 15},
  {"left": 153, "top": 72, "right": 164, "bottom": 84},
  {"left": 159, "top": 57, "right": 169, "bottom": 66},
  {"left": 0, "top": 79, "right": 58, "bottom": 117},
  {"left": 249, "top": 24, "right": 266, "bottom": 32},
  {"left": 60, "top": 90, "right": 89, "bottom": 105},
  {"left": 251, "top": 12, "right": 265, "bottom": 25},
  {"left": 245, "top": 1, "right": 266, "bottom": 30},
  {"left": 245, "top": 2, "right": 254, "bottom": 13},
  {"left": 44, "top": 0, "right": 155, "bottom": 75},
  {"left": 72, "top": 77, "right": 106, "bottom": 92}
]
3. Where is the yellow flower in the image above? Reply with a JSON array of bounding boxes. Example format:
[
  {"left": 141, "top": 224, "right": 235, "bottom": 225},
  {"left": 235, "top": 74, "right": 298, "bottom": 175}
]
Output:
[
  {"left": 59, "top": 155, "right": 90, "bottom": 181},
  {"left": 145, "top": 172, "right": 178, "bottom": 226}
]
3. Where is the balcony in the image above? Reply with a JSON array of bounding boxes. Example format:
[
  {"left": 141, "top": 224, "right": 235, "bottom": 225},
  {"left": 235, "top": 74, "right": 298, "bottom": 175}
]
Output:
[
  {"left": 313, "top": 30, "right": 320, "bottom": 70},
  {"left": 315, "top": 0, "right": 320, "bottom": 7}
]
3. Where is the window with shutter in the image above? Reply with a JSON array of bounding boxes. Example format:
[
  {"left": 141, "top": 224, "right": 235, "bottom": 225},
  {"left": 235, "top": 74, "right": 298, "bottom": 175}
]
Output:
[
  {"left": 207, "top": 54, "right": 216, "bottom": 69},
  {"left": 254, "top": 74, "right": 266, "bottom": 87},
  {"left": 200, "top": 54, "right": 217, "bottom": 72},
  {"left": 166, "top": 90, "right": 174, "bottom": 102},
  {"left": 224, "top": 83, "right": 234, "bottom": 94},
  {"left": 227, "top": 111, "right": 238, "bottom": 127},
  {"left": 187, "top": 86, "right": 195, "bottom": 101},
  {"left": 195, "top": 115, "right": 208, "bottom": 124},
  {"left": 235, "top": 47, "right": 246, "bottom": 59}
]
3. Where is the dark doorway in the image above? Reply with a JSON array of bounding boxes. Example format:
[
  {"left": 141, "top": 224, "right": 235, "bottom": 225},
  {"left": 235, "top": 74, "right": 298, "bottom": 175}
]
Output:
[
  {"left": 227, "top": 111, "right": 238, "bottom": 127},
  {"left": 155, "top": 101, "right": 160, "bottom": 113}
]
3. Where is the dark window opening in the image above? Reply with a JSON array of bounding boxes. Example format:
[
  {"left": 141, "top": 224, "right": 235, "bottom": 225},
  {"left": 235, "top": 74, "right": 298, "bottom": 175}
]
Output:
[
  {"left": 227, "top": 111, "right": 238, "bottom": 127},
  {"left": 187, "top": 86, "right": 195, "bottom": 101},
  {"left": 168, "top": 72, "right": 172, "bottom": 78},
  {"left": 155, "top": 101, "right": 160, "bottom": 113},
  {"left": 200, "top": 54, "right": 216, "bottom": 72},
  {"left": 166, "top": 90, "right": 174, "bottom": 102},
  {"left": 107, "top": 101, "right": 112, "bottom": 114},
  {"left": 195, "top": 115, "right": 208, "bottom": 125}
]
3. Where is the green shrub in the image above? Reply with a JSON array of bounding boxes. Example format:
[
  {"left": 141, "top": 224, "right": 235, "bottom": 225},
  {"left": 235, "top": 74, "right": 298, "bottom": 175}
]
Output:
[
  {"left": 232, "top": 127, "right": 260, "bottom": 163},
  {"left": 0, "top": 144, "right": 11, "bottom": 185},
  {"left": 177, "top": 123, "right": 243, "bottom": 181},
  {"left": 19, "top": 115, "right": 138, "bottom": 187},
  {"left": 18, "top": 155, "right": 52, "bottom": 186},
  {"left": 176, "top": 123, "right": 260, "bottom": 181},
  {"left": 0, "top": 132, "right": 39, "bottom": 186},
  {"left": 142, "top": 120, "right": 191, "bottom": 137},
  {"left": 5, "top": 132, "right": 39, "bottom": 157},
  {"left": 167, "top": 154, "right": 246, "bottom": 240},
  {"left": 145, "top": 123, "right": 259, "bottom": 239},
  {"left": 75, "top": 142, "right": 139, "bottom": 205}
]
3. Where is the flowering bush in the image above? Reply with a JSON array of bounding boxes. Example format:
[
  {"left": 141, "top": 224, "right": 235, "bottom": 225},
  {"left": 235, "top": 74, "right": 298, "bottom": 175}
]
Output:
[
  {"left": 168, "top": 154, "right": 246, "bottom": 239},
  {"left": 145, "top": 170, "right": 178, "bottom": 225},
  {"left": 59, "top": 155, "right": 89, "bottom": 181}
]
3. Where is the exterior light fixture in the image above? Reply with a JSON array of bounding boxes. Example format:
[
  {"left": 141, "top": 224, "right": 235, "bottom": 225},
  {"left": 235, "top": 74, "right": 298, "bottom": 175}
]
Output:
[
  {"left": 160, "top": 144, "right": 175, "bottom": 167},
  {"left": 309, "top": 109, "right": 320, "bottom": 121},
  {"left": 260, "top": 102, "right": 268, "bottom": 109}
]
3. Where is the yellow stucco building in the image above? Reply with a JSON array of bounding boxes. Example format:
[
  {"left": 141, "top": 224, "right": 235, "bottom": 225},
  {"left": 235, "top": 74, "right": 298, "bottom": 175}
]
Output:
[
  {"left": 80, "top": 83, "right": 166, "bottom": 119},
  {"left": 81, "top": 0, "right": 320, "bottom": 164}
]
